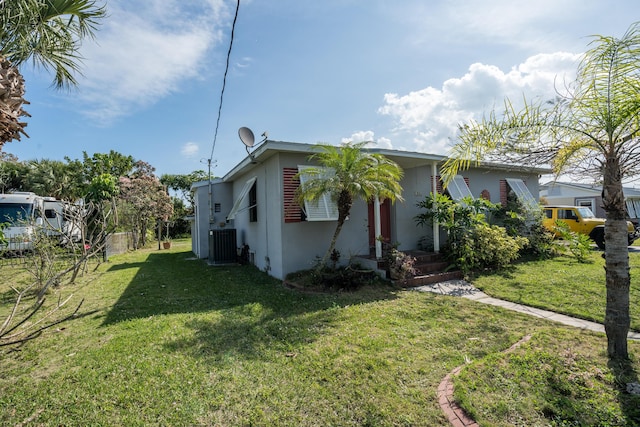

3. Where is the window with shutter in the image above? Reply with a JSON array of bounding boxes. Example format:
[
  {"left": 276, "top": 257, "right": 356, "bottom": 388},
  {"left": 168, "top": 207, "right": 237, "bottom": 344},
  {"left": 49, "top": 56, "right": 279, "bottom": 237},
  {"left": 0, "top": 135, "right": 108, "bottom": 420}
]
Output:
[
  {"left": 283, "top": 168, "right": 303, "bottom": 223},
  {"left": 249, "top": 182, "right": 257, "bottom": 222},
  {"left": 445, "top": 175, "right": 473, "bottom": 201},
  {"left": 297, "top": 165, "right": 339, "bottom": 221},
  {"left": 505, "top": 178, "right": 538, "bottom": 211},
  {"left": 227, "top": 176, "right": 257, "bottom": 220}
]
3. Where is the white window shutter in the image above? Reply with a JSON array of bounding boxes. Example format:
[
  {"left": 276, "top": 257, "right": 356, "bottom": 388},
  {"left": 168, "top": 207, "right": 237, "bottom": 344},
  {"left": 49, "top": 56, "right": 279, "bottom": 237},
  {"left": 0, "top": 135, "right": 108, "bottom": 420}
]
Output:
[
  {"left": 505, "top": 178, "right": 538, "bottom": 211},
  {"left": 297, "top": 165, "right": 339, "bottom": 221},
  {"left": 227, "top": 176, "right": 257, "bottom": 220},
  {"left": 446, "top": 175, "right": 473, "bottom": 201}
]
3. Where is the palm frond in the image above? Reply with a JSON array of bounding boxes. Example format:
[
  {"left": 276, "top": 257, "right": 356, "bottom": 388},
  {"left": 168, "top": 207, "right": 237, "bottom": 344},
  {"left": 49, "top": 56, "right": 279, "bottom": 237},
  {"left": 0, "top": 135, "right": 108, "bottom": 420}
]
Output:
[{"left": 0, "top": 0, "right": 106, "bottom": 88}]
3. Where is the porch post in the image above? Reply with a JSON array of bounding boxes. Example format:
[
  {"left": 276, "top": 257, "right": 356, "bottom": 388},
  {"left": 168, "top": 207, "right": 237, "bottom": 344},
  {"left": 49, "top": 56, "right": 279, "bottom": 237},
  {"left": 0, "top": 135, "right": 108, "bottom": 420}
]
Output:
[
  {"left": 431, "top": 162, "right": 440, "bottom": 253},
  {"left": 374, "top": 196, "right": 382, "bottom": 259}
]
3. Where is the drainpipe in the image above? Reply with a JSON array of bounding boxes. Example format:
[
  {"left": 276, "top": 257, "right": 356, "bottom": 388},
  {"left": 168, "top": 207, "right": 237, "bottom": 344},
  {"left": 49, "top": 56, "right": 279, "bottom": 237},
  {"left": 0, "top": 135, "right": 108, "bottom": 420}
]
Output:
[
  {"left": 431, "top": 161, "right": 440, "bottom": 252},
  {"left": 374, "top": 196, "right": 382, "bottom": 259},
  {"left": 208, "top": 158, "right": 213, "bottom": 225}
]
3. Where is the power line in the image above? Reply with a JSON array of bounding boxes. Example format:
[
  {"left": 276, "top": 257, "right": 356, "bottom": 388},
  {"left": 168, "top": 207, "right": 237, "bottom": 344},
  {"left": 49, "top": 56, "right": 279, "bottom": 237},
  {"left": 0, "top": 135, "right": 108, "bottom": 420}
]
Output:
[{"left": 209, "top": 0, "right": 241, "bottom": 162}]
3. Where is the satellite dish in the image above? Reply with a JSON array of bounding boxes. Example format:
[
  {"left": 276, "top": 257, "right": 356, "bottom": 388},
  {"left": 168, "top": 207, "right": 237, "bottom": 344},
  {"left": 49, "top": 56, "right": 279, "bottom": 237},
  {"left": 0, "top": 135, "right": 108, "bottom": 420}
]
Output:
[{"left": 238, "top": 127, "right": 255, "bottom": 147}]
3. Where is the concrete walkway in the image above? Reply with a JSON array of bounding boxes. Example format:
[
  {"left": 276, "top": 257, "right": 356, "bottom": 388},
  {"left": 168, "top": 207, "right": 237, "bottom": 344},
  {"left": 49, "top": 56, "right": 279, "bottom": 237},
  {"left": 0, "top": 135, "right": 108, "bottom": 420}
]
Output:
[{"left": 411, "top": 280, "right": 640, "bottom": 340}]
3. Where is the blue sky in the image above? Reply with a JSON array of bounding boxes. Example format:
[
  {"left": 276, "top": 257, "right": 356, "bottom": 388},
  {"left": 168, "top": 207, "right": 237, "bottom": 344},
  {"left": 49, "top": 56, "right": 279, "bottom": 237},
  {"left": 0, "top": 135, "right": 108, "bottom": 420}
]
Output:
[{"left": 5, "top": 0, "right": 639, "bottom": 178}]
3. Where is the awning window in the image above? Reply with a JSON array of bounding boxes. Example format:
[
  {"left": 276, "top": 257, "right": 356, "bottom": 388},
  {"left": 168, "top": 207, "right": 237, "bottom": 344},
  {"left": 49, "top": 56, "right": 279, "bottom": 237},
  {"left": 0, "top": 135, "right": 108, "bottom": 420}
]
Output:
[
  {"left": 446, "top": 175, "right": 473, "bottom": 201},
  {"left": 226, "top": 176, "right": 257, "bottom": 220},
  {"left": 297, "top": 165, "right": 339, "bottom": 221},
  {"left": 626, "top": 199, "right": 640, "bottom": 218},
  {"left": 506, "top": 178, "right": 538, "bottom": 211}
]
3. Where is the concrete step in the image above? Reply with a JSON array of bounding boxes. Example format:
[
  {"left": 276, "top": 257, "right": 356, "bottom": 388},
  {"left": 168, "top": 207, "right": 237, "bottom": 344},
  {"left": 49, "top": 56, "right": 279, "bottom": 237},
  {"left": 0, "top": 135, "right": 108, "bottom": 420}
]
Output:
[
  {"left": 405, "top": 250, "right": 443, "bottom": 263},
  {"left": 395, "top": 270, "right": 464, "bottom": 287},
  {"left": 414, "top": 261, "right": 450, "bottom": 274}
]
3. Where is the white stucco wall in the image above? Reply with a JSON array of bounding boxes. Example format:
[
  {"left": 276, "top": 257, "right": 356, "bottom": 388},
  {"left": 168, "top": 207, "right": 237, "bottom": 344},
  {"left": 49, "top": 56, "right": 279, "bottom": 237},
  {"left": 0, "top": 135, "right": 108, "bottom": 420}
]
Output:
[
  {"left": 195, "top": 143, "right": 547, "bottom": 280},
  {"left": 277, "top": 152, "right": 371, "bottom": 279},
  {"left": 393, "top": 165, "right": 436, "bottom": 251},
  {"left": 191, "top": 179, "right": 233, "bottom": 259}
]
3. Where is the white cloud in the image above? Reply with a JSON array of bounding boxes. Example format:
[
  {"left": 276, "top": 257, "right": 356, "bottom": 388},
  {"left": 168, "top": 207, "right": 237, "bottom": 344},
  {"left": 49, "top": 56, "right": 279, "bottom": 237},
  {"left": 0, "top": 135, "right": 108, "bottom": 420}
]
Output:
[
  {"left": 235, "top": 57, "right": 253, "bottom": 69},
  {"left": 407, "top": 0, "right": 587, "bottom": 52},
  {"left": 75, "top": 0, "right": 227, "bottom": 124},
  {"left": 378, "top": 52, "right": 581, "bottom": 154},
  {"left": 341, "top": 131, "right": 393, "bottom": 149},
  {"left": 181, "top": 142, "right": 200, "bottom": 158}
]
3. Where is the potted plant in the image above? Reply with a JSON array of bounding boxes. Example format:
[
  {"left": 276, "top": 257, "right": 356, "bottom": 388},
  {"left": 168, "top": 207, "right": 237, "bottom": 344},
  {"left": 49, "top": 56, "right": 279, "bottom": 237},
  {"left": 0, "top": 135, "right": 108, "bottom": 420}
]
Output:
[{"left": 162, "top": 237, "right": 172, "bottom": 249}]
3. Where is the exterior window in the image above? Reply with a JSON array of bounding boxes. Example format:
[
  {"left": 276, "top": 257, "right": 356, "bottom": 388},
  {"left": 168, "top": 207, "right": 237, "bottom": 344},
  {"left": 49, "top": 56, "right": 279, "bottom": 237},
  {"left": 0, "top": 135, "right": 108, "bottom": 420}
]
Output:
[
  {"left": 576, "top": 198, "right": 596, "bottom": 214},
  {"left": 505, "top": 178, "right": 538, "bottom": 212},
  {"left": 226, "top": 176, "right": 257, "bottom": 221},
  {"left": 297, "top": 165, "right": 339, "bottom": 221},
  {"left": 214, "top": 203, "right": 221, "bottom": 213},
  {"left": 249, "top": 182, "right": 257, "bottom": 222},
  {"left": 281, "top": 166, "right": 338, "bottom": 222},
  {"left": 445, "top": 175, "right": 473, "bottom": 201},
  {"left": 283, "top": 168, "right": 304, "bottom": 222}
]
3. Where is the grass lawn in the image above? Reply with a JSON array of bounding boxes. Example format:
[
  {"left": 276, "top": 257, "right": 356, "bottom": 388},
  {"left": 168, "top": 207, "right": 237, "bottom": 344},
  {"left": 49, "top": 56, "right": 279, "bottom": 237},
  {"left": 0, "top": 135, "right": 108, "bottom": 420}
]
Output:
[
  {"left": 1, "top": 239, "right": 639, "bottom": 426},
  {"left": 470, "top": 249, "right": 640, "bottom": 331}
]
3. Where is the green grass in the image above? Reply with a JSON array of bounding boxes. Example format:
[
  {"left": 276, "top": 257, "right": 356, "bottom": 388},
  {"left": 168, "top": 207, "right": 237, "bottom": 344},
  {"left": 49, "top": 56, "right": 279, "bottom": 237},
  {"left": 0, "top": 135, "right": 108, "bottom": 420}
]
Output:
[
  {"left": 454, "top": 329, "right": 640, "bottom": 426},
  {"left": 1, "top": 239, "right": 639, "bottom": 426},
  {"left": 469, "top": 250, "right": 640, "bottom": 331}
]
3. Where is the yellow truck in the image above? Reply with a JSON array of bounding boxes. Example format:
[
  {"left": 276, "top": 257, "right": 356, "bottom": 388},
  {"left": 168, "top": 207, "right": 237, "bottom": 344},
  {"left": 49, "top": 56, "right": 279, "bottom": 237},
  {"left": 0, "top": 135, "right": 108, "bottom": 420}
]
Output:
[{"left": 542, "top": 205, "right": 639, "bottom": 249}]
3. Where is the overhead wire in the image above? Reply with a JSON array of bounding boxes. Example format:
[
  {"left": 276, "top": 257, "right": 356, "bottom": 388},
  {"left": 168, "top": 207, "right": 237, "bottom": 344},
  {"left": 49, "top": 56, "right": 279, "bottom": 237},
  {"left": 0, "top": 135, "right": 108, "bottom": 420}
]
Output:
[{"left": 209, "top": 0, "right": 241, "bottom": 162}]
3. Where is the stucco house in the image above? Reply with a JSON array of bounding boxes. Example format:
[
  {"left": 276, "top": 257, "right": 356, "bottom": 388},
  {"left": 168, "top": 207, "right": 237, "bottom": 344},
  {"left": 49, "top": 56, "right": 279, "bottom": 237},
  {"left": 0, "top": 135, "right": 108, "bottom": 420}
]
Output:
[
  {"left": 191, "top": 140, "right": 549, "bottom": 280},
  {"left": 540, "top": 181, "right": 640, "bottom": 224}
]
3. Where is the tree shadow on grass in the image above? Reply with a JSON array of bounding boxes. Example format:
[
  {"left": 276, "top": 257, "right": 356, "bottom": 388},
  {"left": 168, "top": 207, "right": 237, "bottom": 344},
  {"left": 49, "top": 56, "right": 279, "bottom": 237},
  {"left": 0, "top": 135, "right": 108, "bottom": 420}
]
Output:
[
  {"left": 102, "top": 250, "right": 399, "bottom": 360},
  {"left": 164, "top": 301, "right": 343, "bottom": 361},
  {"left": 608, "top": 357, "right": 640, "bottom": 424}
]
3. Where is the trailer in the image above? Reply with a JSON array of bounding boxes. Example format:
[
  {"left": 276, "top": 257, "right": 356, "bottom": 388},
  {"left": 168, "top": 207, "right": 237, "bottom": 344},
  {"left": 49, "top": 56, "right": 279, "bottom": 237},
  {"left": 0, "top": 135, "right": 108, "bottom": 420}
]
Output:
[{"left": 0, "top": 192, "right": 82, "bottom": 252}]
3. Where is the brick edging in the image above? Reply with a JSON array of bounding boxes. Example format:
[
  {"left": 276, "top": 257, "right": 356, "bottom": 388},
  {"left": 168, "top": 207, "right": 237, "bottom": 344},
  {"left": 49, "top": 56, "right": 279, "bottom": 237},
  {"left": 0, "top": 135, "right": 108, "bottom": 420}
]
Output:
[{"left": 436, "top": 334, "right": 532, "bottom": 427}]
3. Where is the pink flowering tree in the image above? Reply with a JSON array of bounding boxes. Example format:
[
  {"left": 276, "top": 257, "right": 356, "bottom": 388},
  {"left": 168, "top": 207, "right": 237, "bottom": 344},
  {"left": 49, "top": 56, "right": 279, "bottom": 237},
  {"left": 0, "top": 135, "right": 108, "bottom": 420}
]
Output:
[{"left": 118, "top": 161, "right": 173, "bottom": 249}]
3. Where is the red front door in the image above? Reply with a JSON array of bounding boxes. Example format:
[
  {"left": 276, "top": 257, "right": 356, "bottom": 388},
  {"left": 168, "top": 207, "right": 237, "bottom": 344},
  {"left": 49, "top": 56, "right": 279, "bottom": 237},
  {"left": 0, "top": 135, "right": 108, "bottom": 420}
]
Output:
[{"left": 368, "top": 199, "right": 391, "bottom": 255}]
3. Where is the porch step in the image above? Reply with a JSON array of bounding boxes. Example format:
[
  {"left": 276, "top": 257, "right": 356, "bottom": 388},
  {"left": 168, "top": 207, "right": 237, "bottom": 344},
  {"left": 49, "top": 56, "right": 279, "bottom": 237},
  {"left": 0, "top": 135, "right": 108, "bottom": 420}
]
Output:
[
  {"left": 396, "top": 270, "right": 464, "bottom": 288},
  {"left": 414, "top": 260, "right": 449, "bottom": 274}
]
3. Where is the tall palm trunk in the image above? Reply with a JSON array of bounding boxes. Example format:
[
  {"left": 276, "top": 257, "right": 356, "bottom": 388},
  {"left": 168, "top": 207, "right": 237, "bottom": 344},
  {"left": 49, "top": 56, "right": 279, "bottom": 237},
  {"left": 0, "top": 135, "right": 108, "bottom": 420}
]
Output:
[
  {"left": 602, "top": 155, "right": 630, "bottom": 359},
  {"left": 0, "top": 56, "right": 29, "bottom": 146}
]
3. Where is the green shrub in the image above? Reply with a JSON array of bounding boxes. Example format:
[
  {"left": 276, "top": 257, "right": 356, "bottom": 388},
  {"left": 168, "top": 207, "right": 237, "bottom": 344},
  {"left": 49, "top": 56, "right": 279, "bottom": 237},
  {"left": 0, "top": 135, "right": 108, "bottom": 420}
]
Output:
[
  {"left": 416, "top": 193, "right": 527, "bottom": 274},
  {"left": 451, "top": 223, "right": 528, "bottom": 273},
  {"left": 494, "top": 197, "right": 555, "bottom": 259},
  {"left": 286, "top": 264, "right": 382, "bottom": 291},
  {"left": 553, "top": 220, "right": 593, "bottom": 263}
]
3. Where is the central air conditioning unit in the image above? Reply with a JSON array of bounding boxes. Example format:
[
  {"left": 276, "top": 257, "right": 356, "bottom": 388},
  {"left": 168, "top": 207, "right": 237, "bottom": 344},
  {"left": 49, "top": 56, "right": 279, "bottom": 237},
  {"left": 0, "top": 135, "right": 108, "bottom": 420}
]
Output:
[{"left": 208, "top": 228, "right": 237, "bottom": 264}]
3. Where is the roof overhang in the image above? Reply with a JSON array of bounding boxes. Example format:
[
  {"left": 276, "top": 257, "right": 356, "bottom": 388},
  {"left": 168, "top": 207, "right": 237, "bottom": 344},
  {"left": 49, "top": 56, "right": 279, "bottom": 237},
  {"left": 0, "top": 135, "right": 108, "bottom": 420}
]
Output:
[{"left": 221, "top": 140, "right": 552, "bottom": 181}]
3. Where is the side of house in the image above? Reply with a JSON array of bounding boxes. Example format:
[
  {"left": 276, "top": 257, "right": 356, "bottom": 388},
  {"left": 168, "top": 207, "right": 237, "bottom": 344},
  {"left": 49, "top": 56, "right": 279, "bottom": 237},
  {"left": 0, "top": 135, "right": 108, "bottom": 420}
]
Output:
[{"left": 191, "top": 141, "right": 548, "bottom": 280}]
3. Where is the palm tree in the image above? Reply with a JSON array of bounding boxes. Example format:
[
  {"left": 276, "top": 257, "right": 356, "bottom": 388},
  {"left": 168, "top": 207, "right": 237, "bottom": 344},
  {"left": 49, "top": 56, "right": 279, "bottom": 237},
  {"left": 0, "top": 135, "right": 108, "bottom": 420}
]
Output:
[
  {"left": 1, "top": 0, "right": 106, "bottom": 89},
  {"left": 296, "top": 141, "right": 404, "bottom": 271},
  {"left": 26, "top": 158, "right": 84, "bottom": 200},
  {"left": 442, "top": 21, "right": 640, "bottom": 360},
  {"left": 0, "top": 0, "right": 106, "bottom": 147}
]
